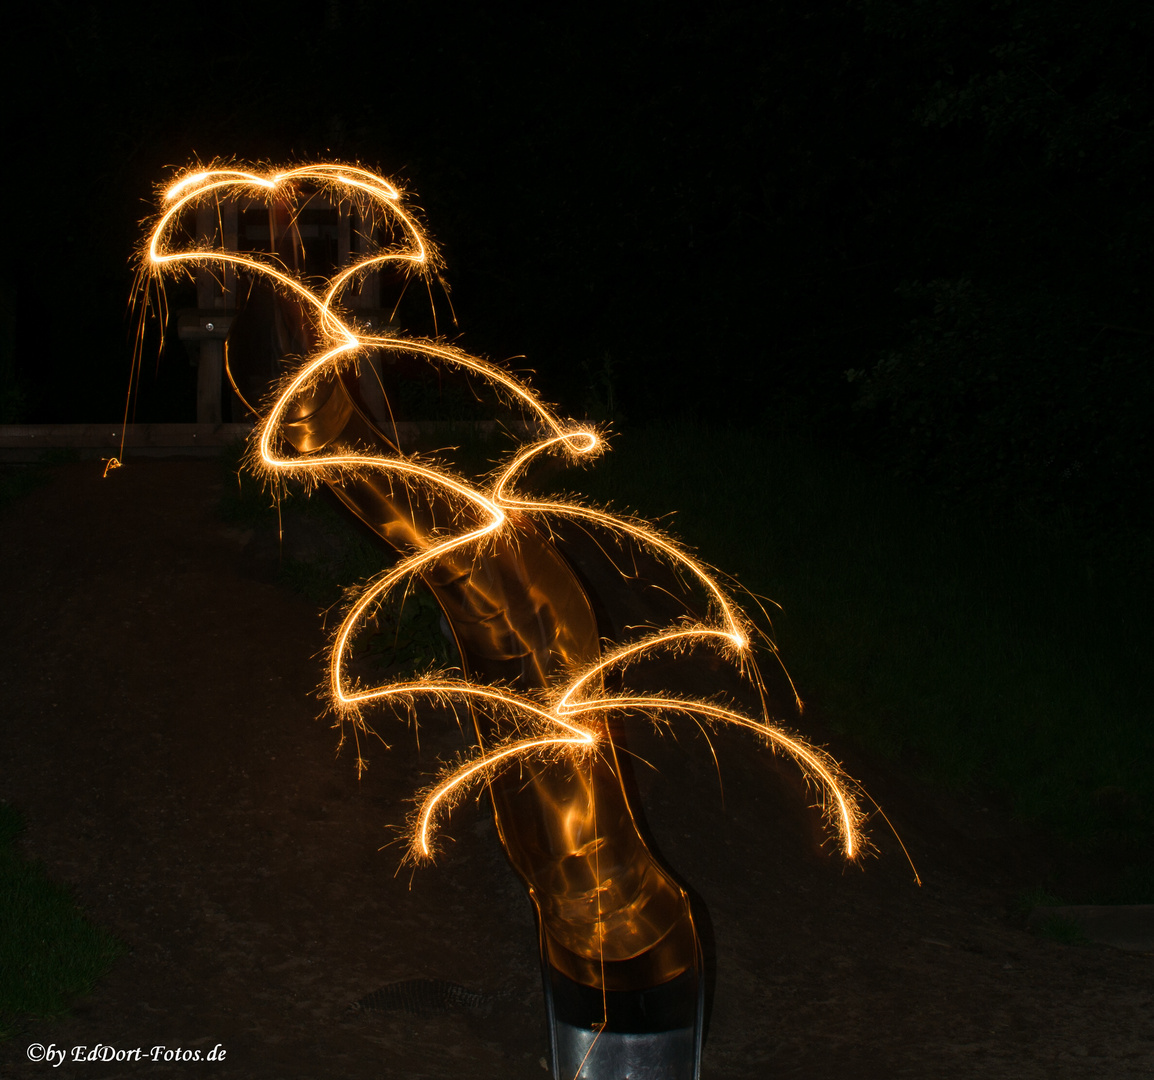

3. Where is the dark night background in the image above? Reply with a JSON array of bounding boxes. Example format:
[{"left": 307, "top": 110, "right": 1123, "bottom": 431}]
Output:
[
  {"left": 4, "top": 7, "right": 1154, "bottom": 1063},
  {"left": 8, "top": 0, "right": 1153, "bottom": 528}
]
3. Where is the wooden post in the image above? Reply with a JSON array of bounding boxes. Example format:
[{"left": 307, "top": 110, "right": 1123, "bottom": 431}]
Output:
[
  {"left": 338, "top": 201, "right": 352, "bottom": 270},
  {"left": 191, "top": 200, "right": 238, "bottom": 423}
]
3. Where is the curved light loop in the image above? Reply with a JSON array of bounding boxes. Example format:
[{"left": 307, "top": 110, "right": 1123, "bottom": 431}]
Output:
[{"left": 139, "top": 160, "right": 870, "bottom": 867}]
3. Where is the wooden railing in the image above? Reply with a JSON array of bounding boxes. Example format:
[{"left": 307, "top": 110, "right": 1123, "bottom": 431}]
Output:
[
  {"left": 177, "top": 197, "right": 397, "bottom": 423},
  {"left": 0, "top": 421, "right": 532, "bottom": 462}
]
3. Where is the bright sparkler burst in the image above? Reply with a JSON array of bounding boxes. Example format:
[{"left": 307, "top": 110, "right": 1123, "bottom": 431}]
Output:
[{"left": 137, "top": 160, "right": 874, "bottom": 869}]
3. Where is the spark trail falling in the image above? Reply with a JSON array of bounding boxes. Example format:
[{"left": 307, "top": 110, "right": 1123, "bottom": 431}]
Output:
[{"left": 134, "top": 161, "right": 868, "bottom": 866}]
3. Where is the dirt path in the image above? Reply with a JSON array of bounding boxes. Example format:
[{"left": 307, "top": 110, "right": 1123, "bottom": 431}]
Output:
[{"left": 1, "top": 459, "right": 1151, "bottom": 1079}]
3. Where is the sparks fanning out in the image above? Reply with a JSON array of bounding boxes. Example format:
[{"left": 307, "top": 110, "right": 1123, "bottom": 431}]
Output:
[{"left": 132, "top": 161, "right": 872, "bottom": 868}]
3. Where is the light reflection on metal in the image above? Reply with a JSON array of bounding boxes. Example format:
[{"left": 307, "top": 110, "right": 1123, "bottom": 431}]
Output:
[{"left": 134, "top": 161, "right": 884, "bottom": 1075}]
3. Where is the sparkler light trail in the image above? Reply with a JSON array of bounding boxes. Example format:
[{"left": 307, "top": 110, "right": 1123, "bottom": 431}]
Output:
[{"left": 134, "top": 160, "right": 886, "bottom": 1079}]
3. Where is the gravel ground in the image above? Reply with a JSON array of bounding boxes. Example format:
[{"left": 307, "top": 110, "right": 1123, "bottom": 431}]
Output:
[{"left": 1, "top": 459, "right": 1151, "bottom": 1079}]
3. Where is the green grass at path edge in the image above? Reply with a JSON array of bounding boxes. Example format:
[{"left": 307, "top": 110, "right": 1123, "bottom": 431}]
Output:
[
  {"left": 216, "top": 425, "right": 1153, "bottom": 900},
  {"left": 0, "top": 803, "right": 125, "bottom": 1042},
  {"left": 538, "top": 423, "right": 1153, "bottom": 900}
]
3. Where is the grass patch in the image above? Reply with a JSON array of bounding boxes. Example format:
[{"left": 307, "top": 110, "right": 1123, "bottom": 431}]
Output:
[
  {"left": 1015, "top": 892, "right": 1091, "bottom": 946},
  {"left": 529, "top": 421, "right": 1154, "bottom": 893},
  {"left": 1031, "top": 912, "right": 1091, "bottom": 947},
  {"left": 0, "top": 803, "right": 124, "bottom": 1041},
  {"left": 1012, "top": 887, "right": 1067, "bottom": 918},
  {"left": 217, "top": 424, "right": 1154, "bottom": 898}
]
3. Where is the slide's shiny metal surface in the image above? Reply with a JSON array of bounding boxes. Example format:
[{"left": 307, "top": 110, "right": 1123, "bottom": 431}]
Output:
[{"left": 229, "top": 279, "right": 702, "bottom": 1073}]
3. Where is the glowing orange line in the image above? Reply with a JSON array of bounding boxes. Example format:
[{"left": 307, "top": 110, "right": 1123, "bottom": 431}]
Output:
[
  {"left": 138, "top": 160, "right": 868, "bottom": 868},
  {"left": 566, "top": 696, "right": 860, "bottom": 858}
]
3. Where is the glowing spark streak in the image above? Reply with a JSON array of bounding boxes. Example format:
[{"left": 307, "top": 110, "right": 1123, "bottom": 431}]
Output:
[
  {"left": 138, "top": 160, "right": 870, "bottom": 870},
  {"left": 559, "top": 630, "right": 750, "bottom": 707},
  {"left": 568, "top": 698, "right": 859, "bottom": 856},
  {"left": 347, "top": 679, "right": 600, "bottom": 857}
]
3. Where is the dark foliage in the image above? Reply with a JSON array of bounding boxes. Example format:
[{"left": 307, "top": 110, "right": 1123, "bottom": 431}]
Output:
[
  {"left": 846, "top": 278, "right": 1153, "bottom": 526},
  {"left": 13, "top": 0, "right": 1152, "bottom": 526}
]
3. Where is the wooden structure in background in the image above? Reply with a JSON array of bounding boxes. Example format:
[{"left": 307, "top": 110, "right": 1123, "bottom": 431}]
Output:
[
  {"left": 0, "top": 420, "right": 528, "bottom": 462},
  {"left": 175, "top": 197, "right": 394, "bottom": 423}
]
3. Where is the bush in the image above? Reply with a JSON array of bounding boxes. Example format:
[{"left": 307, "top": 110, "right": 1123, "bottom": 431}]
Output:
[{"left": 846, "top": 276, "right": 1153, "bottom": 528}]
